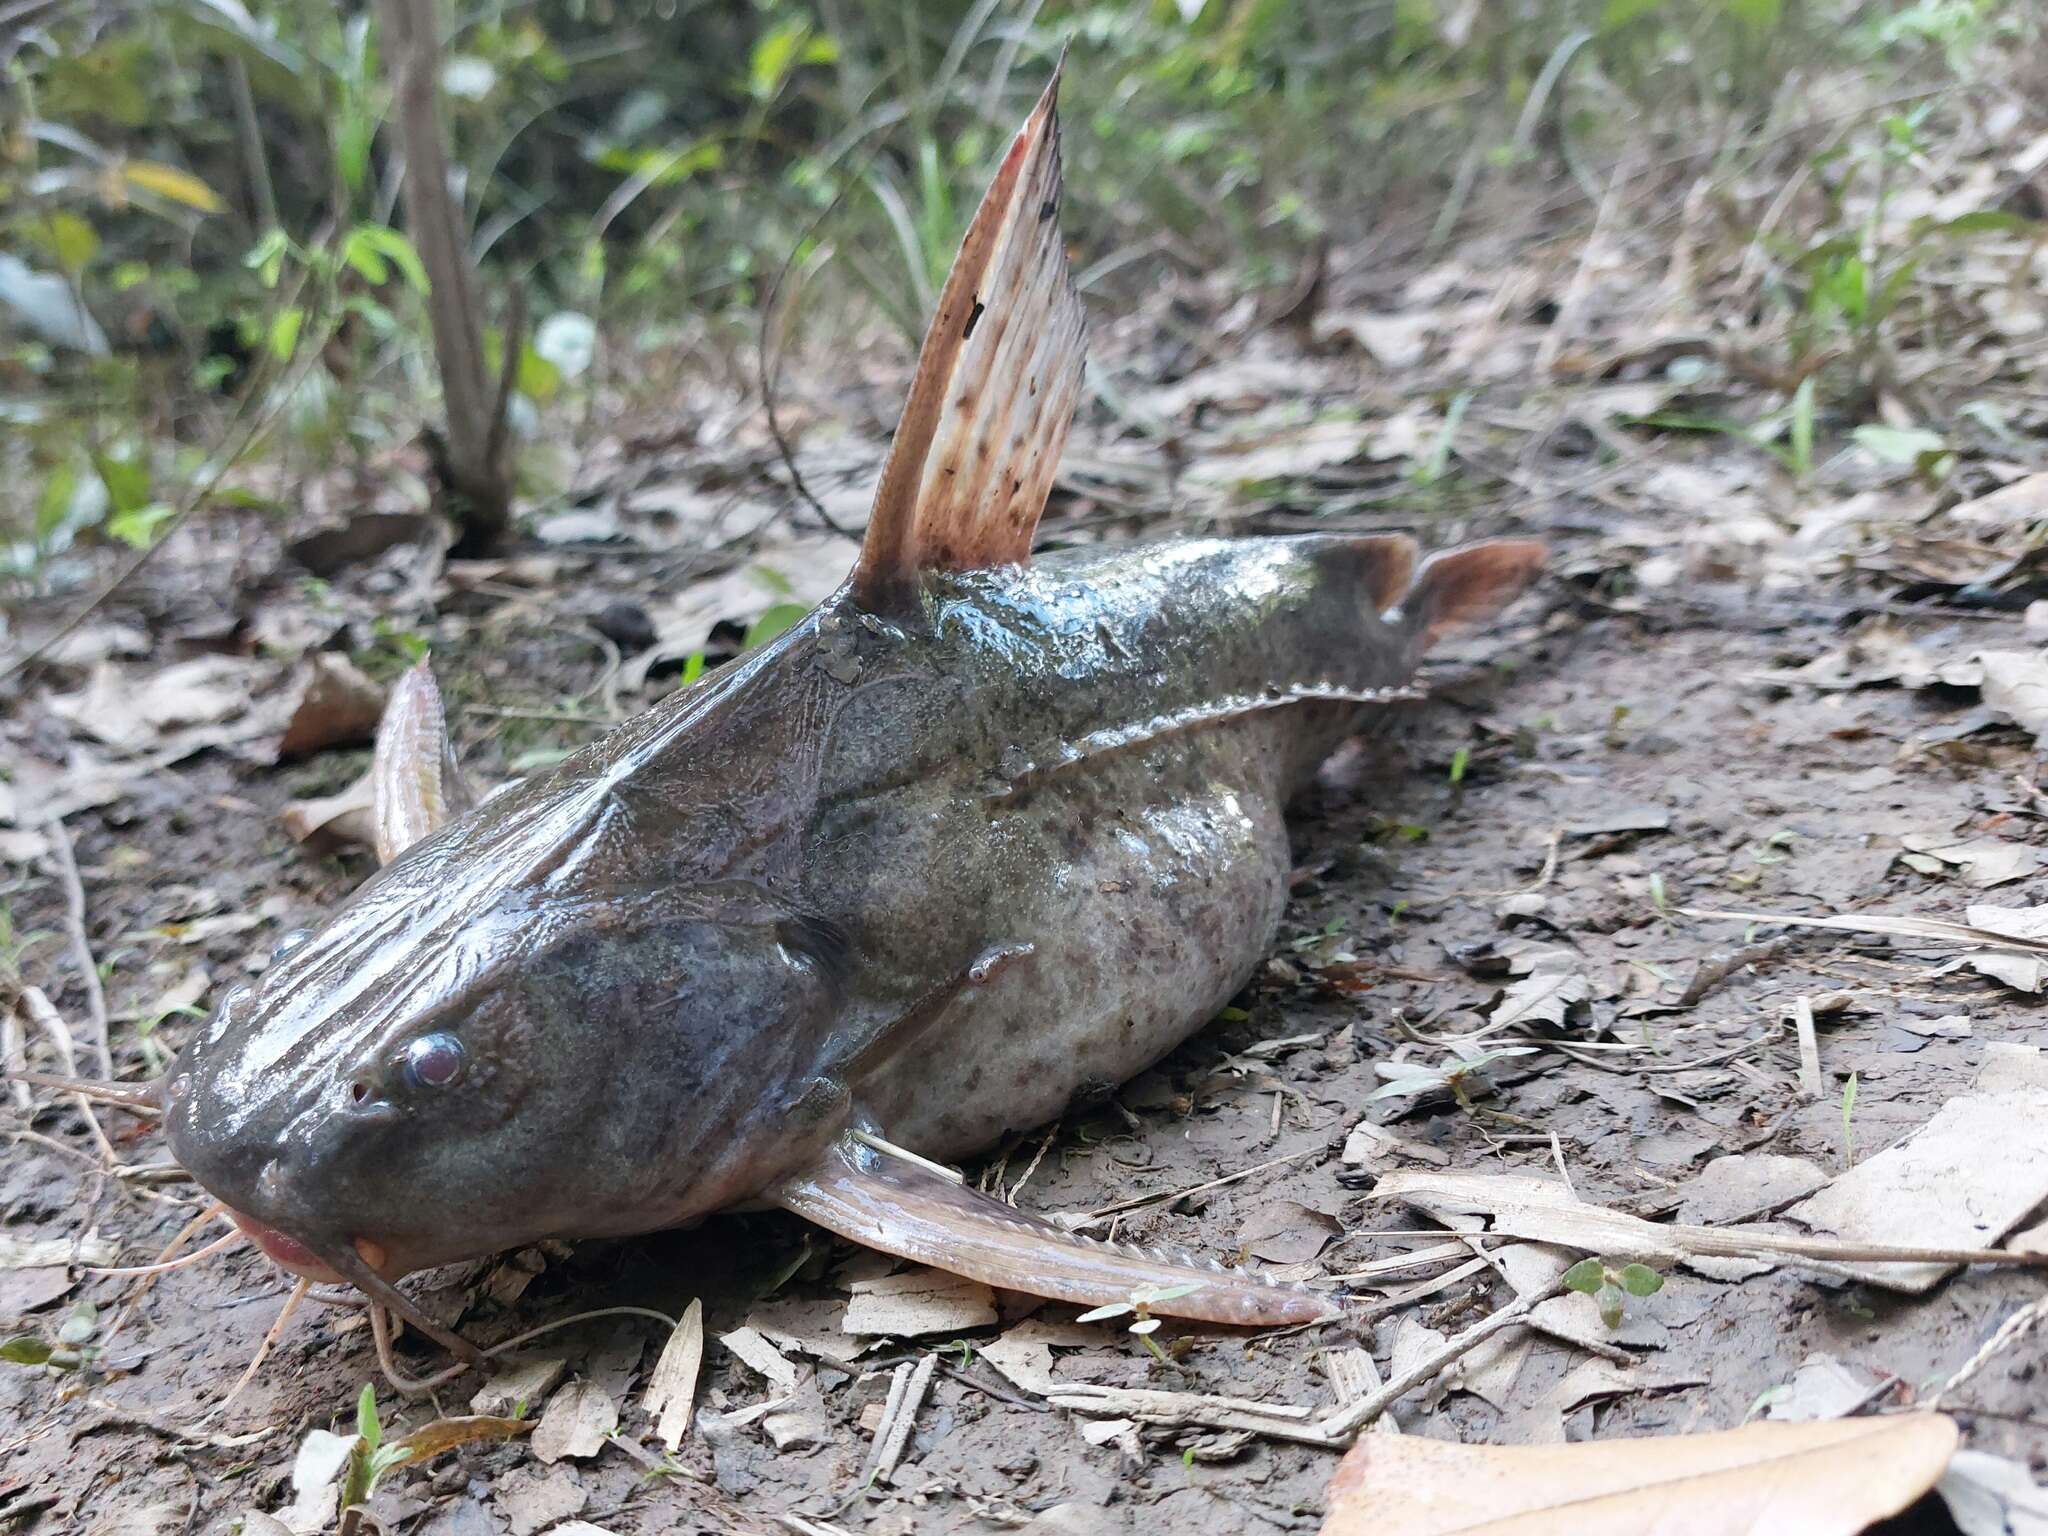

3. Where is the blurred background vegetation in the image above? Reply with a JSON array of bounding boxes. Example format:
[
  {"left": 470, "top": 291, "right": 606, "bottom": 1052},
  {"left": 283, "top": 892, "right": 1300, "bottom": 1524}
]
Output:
[{"left": 1, "top": 0, "right": 2037, "bottom": 590}]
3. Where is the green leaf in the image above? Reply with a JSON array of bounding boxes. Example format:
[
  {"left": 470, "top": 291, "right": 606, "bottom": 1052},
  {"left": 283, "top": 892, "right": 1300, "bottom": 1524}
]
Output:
[
  {"left": 41, "top": 212, "right": 99, "bottom": 275},
  {"left": 346, "top": 226, "right": 431, "bottom": 293},
  {"left": 1915, "top": 210, "right": 2038, "bottom": 239},
  {"left": 357, "top": 1383, "right": 383, "bottom": 1452},
  {"left": 515, "top": 345, "right": 561, "bottom": 404},
  {"left": 1448, "top": 746, "right": 1469, "bottom": 784},
  {"left": 1810, "top": 252, "right": 1868, "bottom": 322},
  {"left": 107, "top": 502, "right": 177, "bottom": 550},
  {"left": 1725, "top": 0, "right": 1782, "bottom": 32},
  {"left": 1852, "top": 424, "right": 1946, "bottom": 465},
  {"left": 590, "top": 140, "right": 723, "bottom": 187},
  {"left": 245, "top": 229, "right": 290, "bottom": 289},
  {"left": 1562, "top": 1258, "right": 1605, "bottom": 1295},
  {"left": 342, "top": 230, "right": 389, "bottom": 286},
  {"left": 92, "top": 450, "right": 152, "bottom": 514},
  {"left": 337, "top": 112, "right": 375, "bottom": 198},
  {"left": 743, "top": 602, "right": 809, "bottom": 651},
  {"left": 1789, "top": 376, "right": 1815, "bottom": 477},
  {"left": 1599, "top": 0, "right": 1662, "bottom": 28},
  {"left": 1618, "top": 1263, "right": 1664, "bottom": 1297},
  {"left": 268, "top": 306, "right": 304, "bottom": 361},
  {"left": 56, "top": 1302, "right": 98, "bottom": 1346},
  {"left": 0, "top": 1336, "right": 53, "bottom": 1366},
  {"left": 1074, "top": 1299, "right": 1134, "bottom": 1323},
  {"left": 748, "top": 20, "right": 835, "bottom": 100},
  {"left": 1595, "top": 1280, "right": 1626, "bottom": 1329},
  {"left": 36, "top": 463, "right": 80, "bottom": 541}
]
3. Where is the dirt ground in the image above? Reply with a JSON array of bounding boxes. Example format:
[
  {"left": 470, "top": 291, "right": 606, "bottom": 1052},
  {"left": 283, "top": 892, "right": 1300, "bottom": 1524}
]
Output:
[{"left": 7, "top": 109, "right": 2048, "bottom": 1535}]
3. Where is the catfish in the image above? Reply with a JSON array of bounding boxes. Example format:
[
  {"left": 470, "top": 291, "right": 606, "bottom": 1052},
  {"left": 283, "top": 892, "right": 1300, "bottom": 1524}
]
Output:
[{"left": 28, "top": 69, "right": 1543, "bottom": 1363}]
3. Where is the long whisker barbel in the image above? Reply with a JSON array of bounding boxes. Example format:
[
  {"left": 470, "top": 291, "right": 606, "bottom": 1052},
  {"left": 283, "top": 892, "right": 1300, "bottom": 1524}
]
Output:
[
  {"left": 89, "top": 1226, "right": 247, "bottom": 1277},
  {"left": 370, "top": 1298, "right": 684, "bottom": 1396},
  {"left": 3, "top": 1068, "right": 165, "bottom": 1114},
  {"left": 198, "top": 1275, "right": 313, "bottom": 1426},
  {"left": 99, "top": 1200, "right": 227, "bottom": 1351}
]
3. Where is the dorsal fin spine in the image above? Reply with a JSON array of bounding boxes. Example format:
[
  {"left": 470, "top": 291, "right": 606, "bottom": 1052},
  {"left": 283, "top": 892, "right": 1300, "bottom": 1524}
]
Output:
[{"left": 852, "top": 63, "right": 1085, "bottom": 612}]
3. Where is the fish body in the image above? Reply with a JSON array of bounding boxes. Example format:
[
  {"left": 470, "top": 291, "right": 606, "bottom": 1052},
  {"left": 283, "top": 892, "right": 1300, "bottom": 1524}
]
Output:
[{"left": 156, "top": 70, "right": 1542, "bottom": 1342}]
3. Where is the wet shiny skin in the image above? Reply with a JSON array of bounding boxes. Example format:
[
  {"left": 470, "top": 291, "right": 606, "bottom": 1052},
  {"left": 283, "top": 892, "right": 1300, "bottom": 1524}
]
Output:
[{"left": 164, "top": 536, "right": 1432, "bottom": 1280}]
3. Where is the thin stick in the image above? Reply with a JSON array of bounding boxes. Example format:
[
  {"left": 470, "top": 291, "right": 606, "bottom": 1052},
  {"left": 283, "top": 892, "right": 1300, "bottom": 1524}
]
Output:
[
  {"left": 0, "top": 999, "right": 31, "bottom": 1113},
  {"left": 1927, "top": 1292, "right": 2048, "bottom": 1410},
  {"left": 1074, "top": 1148, "right": 1323, "bottom": 1224},
  {"left": 16, "top": 986, "right": 116, "bottom": 1162},
  {"left": 372, "top": 1301, "right": 683, "bottom": 1395},
  {"left": 46, "top": 818, "right": 111, "bottom": 1082},
  {"left": 1793, "top": 996, "right": 1822, "bottom": 1100},
  {"left": 1314, "top": 1274, "right": 1572, "bottom": 1442}
]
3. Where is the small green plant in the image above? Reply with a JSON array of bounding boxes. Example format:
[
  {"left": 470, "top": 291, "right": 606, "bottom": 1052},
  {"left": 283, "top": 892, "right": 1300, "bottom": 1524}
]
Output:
[
  {"left": 1076, "top": 1283, "right": 1203, "bottom": 1365},
  {"left": 1411, "top": 391, "right": 1471, "bottom": 487},
  {"left": 1563, "top": 1257, "right": 1664, "bottom": 1329},
  {"left": 0, "top": 1302, "right": 98, "bottom": 1373},
  {"left": 1448, "top": 746, "right": 1470, "bottom": 785},
  {"left": 341, "top": 1385, "right": 410, "bottom": 1515}
]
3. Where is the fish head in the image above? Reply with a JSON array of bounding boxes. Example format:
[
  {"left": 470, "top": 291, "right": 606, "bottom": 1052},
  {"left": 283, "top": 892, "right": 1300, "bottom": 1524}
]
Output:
[{"left": 163, "top": 774, "right": 849, "bottom": 1285}]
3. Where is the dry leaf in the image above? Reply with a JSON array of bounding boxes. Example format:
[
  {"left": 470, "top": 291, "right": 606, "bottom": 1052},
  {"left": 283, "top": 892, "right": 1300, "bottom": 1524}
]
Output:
[
  {"left": 1319, "top": 1413, "right": 1958, "bottom": 1536},
  {"left": 1970, "top": 952, "right": 2046, "bottom": 992},
  {"left": 275, "top": 655, "right": 385, "bottom": 759},
  {"left": 1237, "top": 1200, "right": 1343, "bottom": 1265},
  {"left": 718, "top": 1325, "right": 800, "bottom": 1391},
  {"left": 530, "top": 1380, "right": 617, "bottom": 1463},
  {"left": 1976, "top": 650, "right": 2048, "bottom": 750},
  {"left": 643, "top": 1298, "right": 704, "bottom": 1450},
  {"left": 1492, "top": 967, "right": 1590, "bottom": 1028},
  {"left": 469, "top": 1355, "right": 566, "bottom": 1416},
  {"left": 280, "top": 764, "right": 377, "bottom": 853},
  {"left": 1762, "top": 1354, "right": 1877, "bottom": 1422},
  {"left": 1898, "top": 834, "right": 2042, "bottom": 888},
  {"left": 1787, "top": 1046, "right": 2048, "bottom": 1291},
  {"left": 0, "top": 1232, "right": 117, "bottom": 1268},
  {"left": 494, "top": 1466, "right": 587, "bottom": 1536},
  {"left": 1938, "top": 1449, "right": 2048, "bottom": 1536},
  {"left": 841, "top": 1267, "right": 999, "bottom": 1336},
  {"left": 1313, "top": 308, "right": 1437, "bottom": 369},
  {"left": 1947, "top": 471, "right": 2048, "bottom": 530},
  {"left": 387, "top": 1415, "right": 531, "bottom": 1465}
]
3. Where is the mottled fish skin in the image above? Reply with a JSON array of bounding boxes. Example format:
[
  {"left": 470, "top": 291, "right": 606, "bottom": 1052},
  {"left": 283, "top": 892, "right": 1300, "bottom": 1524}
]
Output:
[{"left": 162, "top": 534, "right": 1433, "bottom": 1274}]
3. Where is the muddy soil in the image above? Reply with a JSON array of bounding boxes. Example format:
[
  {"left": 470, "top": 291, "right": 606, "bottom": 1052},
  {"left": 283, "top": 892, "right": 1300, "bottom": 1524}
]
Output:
[
  {"left": 6, "top": 545, "right": 2044, "bottom": 1533},
  {"left": 6, "top": 184, "right": 2048, "bottom": 1536}
]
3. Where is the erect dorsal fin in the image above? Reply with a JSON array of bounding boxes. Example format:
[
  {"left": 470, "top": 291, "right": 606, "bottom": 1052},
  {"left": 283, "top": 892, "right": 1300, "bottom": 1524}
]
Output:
[
  {"left": 851, "top": 63, "right": 1087, "bottom": 612},
  {"left": 370, "top": 661, "right": 472, "bottom": 864}
]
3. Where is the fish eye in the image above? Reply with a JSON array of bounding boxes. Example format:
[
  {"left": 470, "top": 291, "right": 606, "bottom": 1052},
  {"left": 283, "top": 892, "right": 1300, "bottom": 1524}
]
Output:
[
  {"left": 402, "top": 1033, "right": 465, "bottom": 1090},
  {"left": 272, "top": 928, "right": 314, "bottom": 963}
]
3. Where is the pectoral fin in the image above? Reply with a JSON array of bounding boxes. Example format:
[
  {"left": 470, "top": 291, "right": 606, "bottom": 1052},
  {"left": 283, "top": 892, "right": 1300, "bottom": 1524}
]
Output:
[
  {"left": 769, "top": 1133, "right": 1339, "bottom": 1327},
  {"left": 370, "top": 661, "right": 472, "bottom": 864}
]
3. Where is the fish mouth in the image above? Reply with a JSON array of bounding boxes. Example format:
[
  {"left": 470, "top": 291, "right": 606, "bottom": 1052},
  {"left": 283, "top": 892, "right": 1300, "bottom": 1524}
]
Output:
[{"left": 226, "top": 1209, "right": 392, "bottom": 1286}]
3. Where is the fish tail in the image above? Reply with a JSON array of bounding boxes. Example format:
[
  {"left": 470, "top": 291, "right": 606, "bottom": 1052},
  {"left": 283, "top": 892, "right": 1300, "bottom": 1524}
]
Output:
[{"left": 1387, "top": 538, "right": 1546, "bottom": 654}]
